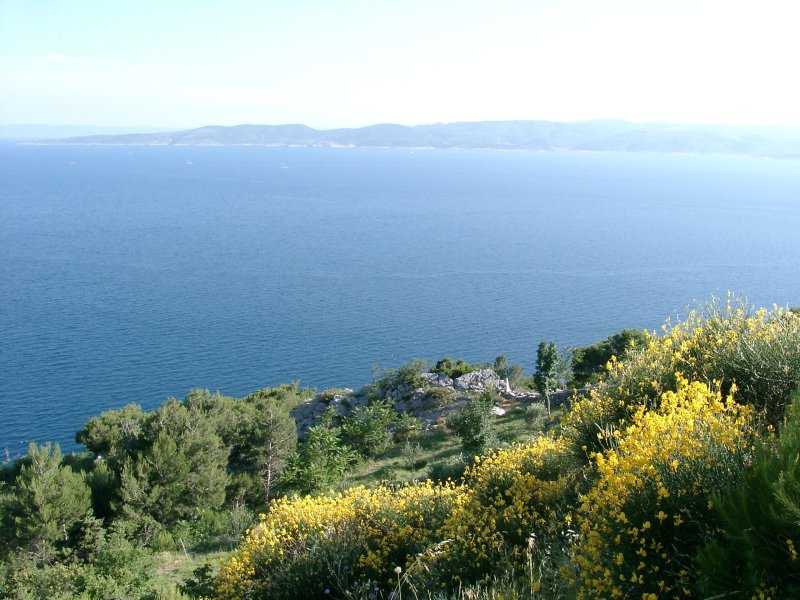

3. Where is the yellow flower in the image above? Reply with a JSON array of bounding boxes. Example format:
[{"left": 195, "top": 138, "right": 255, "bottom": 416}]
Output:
[{"left": 787, "top": 538, "right": 798, "bottom": 561}]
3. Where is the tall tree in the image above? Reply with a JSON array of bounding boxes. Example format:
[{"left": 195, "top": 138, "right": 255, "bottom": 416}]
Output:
[
  {"left": 534, "top": 341, "right": 569, "bottom": 416},
  {"left": 117, "top": 401, "right": 228, "bottom": 538},
  {"left": 233, "top": 402, "right": 297, "bottom": 503},
  {"left": 494, "top": 355, "right": 525, "bottom": 392},
  {"left": 494, "top": 355, "right": 511, "bottom": 392},
  {"left": 76, "top": 403, "right": 146, "bottom": 469},
  {"left": 0, "top": 443, "right": 92, "bottom": 563}
]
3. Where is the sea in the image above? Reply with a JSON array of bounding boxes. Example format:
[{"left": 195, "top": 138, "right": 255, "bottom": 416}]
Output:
[{"left": 2, "top": 144, "right": 800, "bottom": 457}]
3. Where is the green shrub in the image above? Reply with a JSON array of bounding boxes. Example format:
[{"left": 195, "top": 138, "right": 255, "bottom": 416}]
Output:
[
  {"left": 2, "top": 521, "right": 159, "bottom": 600},
  {"left": 393, "top": 412, "right": 423, "bottom": 443},
  {"left": 433, "top": 357, "right": 480, "bottom": 379},
  {"left": 401, "top": 442, "right": 426, "bottom": 470},
  {"left": 524, "top": 403, "right": 549, "bottom": 432},
  {"left": 281, "top": 414, "right": 360, "bottom": 495},
  {"left": 427, "top": 454, "right": 468, "bottom": 483},
  {"left": 697, "top": 389, "right": 800, "bottom": 598},
  {"left": 449, "top": 390, "right": 499, "bottom": 455},
  {"left": 570, "top": 329, "right": 647, "bottom": 387},
  {"left": 150, "top": 529, "right": 176, "bottom": 552},
  {"left": 373, "top": 358, "right": 428, "bottom": 397},
  {"left": 340, "top": 400, "right": 396, "bottom": 459},
  {"left": 423, "top": 386, "right": 457, "bottom": 408}
]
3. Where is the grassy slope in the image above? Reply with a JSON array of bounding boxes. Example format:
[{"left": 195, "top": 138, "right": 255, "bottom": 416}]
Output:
[
  {"left": 350, "top": 397, "right": 563, "bottom": 486},
  {"left": 151, "top": 395, "right": 563, "bottom": 597}
]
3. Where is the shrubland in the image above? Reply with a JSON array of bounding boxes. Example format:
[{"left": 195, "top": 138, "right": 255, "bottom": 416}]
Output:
[
  {"left": 4, "top": 295, "right": 800, "bottom": 599},
  {"left": 217, "top": 297, "right": 800, "bottom": 599}
]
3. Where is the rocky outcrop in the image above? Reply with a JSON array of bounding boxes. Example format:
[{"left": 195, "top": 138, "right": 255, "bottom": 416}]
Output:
[
  {"left": 452, "top": 369, "right": 500, "bottom": 392},
  {"left": 423, "top": 372, "right": 453, "bottom": 388},
  {"left": 291, "top": 369, "right": 504, "bottom": 438},
  {"left": 290, "top": 367, "right": 592, "bottom": 438},
  {"left": 291, "top": 388, "right": 366, "bottom": 436}
]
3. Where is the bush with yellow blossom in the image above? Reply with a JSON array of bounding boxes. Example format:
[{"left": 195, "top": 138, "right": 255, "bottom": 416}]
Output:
[
  {"left": 214, "top": 297, "right": 800, "bottom": 599},
  {"left": 562, "top": 296, "right": 800, "bottom": 460},
  {"left": 572, "top": 378, "right": 755, "bottom": 599},
  {"left": 416, "top": 435, "right": 577, "bottom": 589},
  {"left": 215, "top": 481, "right": 460, "bottom": 599}
]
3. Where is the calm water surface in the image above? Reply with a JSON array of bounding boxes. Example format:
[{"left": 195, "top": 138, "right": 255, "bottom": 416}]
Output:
[{"left": 2, "top": 145, "right": 800, "bottom": 454}]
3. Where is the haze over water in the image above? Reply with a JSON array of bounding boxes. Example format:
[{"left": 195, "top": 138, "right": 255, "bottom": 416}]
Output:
[{"left": 3, "top": 144, "right": 800, "bottom": 455}]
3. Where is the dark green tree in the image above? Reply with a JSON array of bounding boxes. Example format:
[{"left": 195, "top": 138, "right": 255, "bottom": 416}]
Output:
[
  {"left": 697, "top": 390, "right": 800, "bottom": 597},
  {"left": 0, "top": 443, "right": 92, "bottom": 563},
  {"left": 231, "top": 387, "right": 300, "bottom": 504},
  {"left": 117, "top": 401, "right": 228, "bottom": 538},
  {"left": 75, "top": 403, "right": 146, "bottom": 469}
]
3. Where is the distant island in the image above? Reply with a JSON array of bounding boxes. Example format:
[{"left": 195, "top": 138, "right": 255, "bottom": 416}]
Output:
[{"left": 29, "top": 119, "right": 800, "bottom": 158}]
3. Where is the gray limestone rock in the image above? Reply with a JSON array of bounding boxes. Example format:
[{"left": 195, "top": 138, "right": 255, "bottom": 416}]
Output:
[{"left": 452, "top": 369, "right": 500, "bottom": 392}]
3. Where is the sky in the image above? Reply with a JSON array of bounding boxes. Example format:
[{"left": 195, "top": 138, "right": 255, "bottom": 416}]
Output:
[{"left": 1, "top": 0, "right": 799, "bottom": 130}]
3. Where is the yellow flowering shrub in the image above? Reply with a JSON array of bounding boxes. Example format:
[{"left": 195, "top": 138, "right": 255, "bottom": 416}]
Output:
[
  {"left": 215, "top": 298, "right": 799, "bottom": 599},
  {"left": 562, "top": 296, "right": 800, "bottom": 459},
  {"left": 354, "top": 481, "right": 461, "bottom": 586},
  {"left": 573, "top": 379, "right": 754, "bottom": 599},
  {"left": 215, "top": 481, "right": 461, "bottom": 599},
  {"left": 418, "top": 435, "right": 575, "bottom": 588}
]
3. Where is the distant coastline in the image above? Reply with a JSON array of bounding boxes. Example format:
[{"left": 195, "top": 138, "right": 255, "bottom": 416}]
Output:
[{"left": 25, "top": 119, "right": 800, "bottom": 158}]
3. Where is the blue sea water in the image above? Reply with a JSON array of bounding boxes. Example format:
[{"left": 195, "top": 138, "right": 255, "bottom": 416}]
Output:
[{"left": 2, "top": 145, "right": 800, "bottom": 456}]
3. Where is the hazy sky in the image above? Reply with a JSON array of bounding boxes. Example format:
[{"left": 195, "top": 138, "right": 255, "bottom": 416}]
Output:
[{"left": 1, "top": 0, "right": 799, "bottom": 129}]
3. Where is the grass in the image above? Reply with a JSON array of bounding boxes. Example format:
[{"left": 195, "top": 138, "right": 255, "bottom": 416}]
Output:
[
  {"left": 347, "top": 398, "right": 563, "bottom": 487},
  {"left": 151, "top": 549, "right": 230, "bottom": 598},
  {"left": 174, "top": 397, "right": 564, "bottom": 597}
]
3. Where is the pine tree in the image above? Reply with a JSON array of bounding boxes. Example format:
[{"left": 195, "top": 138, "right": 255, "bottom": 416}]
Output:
[
  {"left": 697, "top": 390, "right": 800, "bottom": 597},
  {"left": 117, "top": 402, "right": 228, "bottom": 535},
  {"left": 0, "top": 443, "right": 92, "bottom": 563}
]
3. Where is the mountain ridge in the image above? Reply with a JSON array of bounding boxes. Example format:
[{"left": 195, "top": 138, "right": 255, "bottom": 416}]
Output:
[{"left": 28, "top": 119, "right": 800, "bottom": 157}]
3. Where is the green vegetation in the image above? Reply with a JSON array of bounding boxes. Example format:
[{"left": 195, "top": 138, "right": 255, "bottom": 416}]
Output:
[
  {"left": 280, "top": 409, "right": 359, "bottom": 495},
  {"left": 570, "top": 328, "right": 647, "bottom": 386},
  {"left": 431, "top": 357, "right": 482, "bottom": 379},
  {"left": 449, "top": 389, "right": 499, "bottom": 454},
  {"left": 422, "top": 386, "right": 457, "bottom": 408},
  {"left": 5, "top": 296, "right": 800, "bottom": 598},
  {"left": 533, "top": 340, "right": 570, "bottom": 416},
  {"left": 340, "top": 400, "right": 396, "bottom": 458},
  {"left": 215, "top": 297, "right": 800, "bottom": 599},
  {"left": 372, "top": 357, "right": 428, "bottom": 396},
  {"left": 1, "top": 384, "right": 311, "bottom": 598}
]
